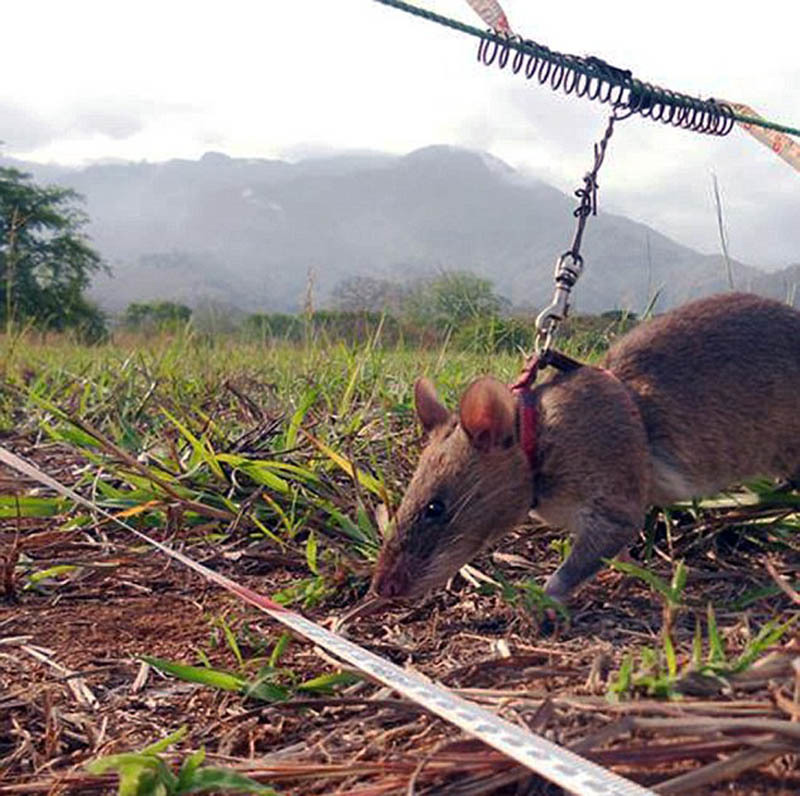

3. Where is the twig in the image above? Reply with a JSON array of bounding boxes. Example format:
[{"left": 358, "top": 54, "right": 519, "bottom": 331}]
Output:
[
  {"left": 711, "top": 172, "right": 734, "bottom": 290},
  {"left": 654, "top": 744, "right": 787, "bottom": 794},
  {"left": 765, "top": 558, "right": 800, "bottom": 605}
]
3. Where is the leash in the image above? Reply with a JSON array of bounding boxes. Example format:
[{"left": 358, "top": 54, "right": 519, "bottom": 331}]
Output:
[
  {"left": 534, "top": 112, "right": 619, "bottom": 358},
  {"left": 508, "top": 110, "right": 618, "bottom": 471},
  {"left": 0, "top": 443, "right": 654, "bottom": 795}
]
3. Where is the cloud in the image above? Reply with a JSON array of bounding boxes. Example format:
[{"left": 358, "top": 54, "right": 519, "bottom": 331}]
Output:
[
  {"left": 491, "top": 80, "right": 800, "bottom": 269},
  {"left": 0, "top": 100, "right": 147, "bottom": 154},
  {"left": 503, "top": 84, "right": 608, "bottom": 155},
  {"left": 1, "top": 97, "right": 200, "bottom": 158},
  {"left": 68, "top": 106, "right": 145, "bottom": 140},
  {"left": 600, "top": 159, "right": 800, "bottom": 268},
  {"left": 0, "top": 102, "right": 58, "bottom": 150}
]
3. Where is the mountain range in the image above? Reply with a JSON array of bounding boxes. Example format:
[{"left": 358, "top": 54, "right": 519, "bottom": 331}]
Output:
[{"left": 3, "top": 147, "right": 797, "bottom": 315}]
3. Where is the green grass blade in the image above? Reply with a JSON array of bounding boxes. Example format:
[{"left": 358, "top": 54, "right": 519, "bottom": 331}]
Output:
[
  {"left": 302, "top": 430, "right": 384, "bottom": 497},
  {"left": 663, "top": 633, "right": 677, "bottom": 679},
  {"left": 268, "top": 633, "right": 290, "bottom": 668},
  {"left": 141, "top": 725, "right": 188, "bottom": 755},
  {"left": 285, "top": 388, "right": 317, "bottom": 450},
  {"left": 0, "top": 495, "right": 65, "bottom": 518},
  {"left": 162, "top": 408, "right": 226, "bottom": 482},
  {"left": 142, "top": 656, "right": 246, "bottom": 692},
  {"left": 218, "top": 618, "right": 244, "bottom": 669},
  {"left": 296, "top": 671, "right": 361, "bottom": 694},
  {"left": 606, "top": 558, "right": 670, "bottom": 599},
  {"left": 305, "top": 531, "right": 319, "bottom": 575},
  {"left": 177, "top": 767, "right": 279, "bottom": 794},
  {"left": 706, "top": 603, "right": 726, "bottom": 665}
]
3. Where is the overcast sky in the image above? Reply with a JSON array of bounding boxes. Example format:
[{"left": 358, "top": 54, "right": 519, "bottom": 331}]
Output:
[{"left": 2, "top": 0, "right": 798, "bottom": 267}]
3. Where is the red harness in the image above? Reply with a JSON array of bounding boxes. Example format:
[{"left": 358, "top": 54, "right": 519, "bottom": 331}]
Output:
[
  {"left": 509, "top": 350, "right": 584, "bottom": 470},
  {"left": 509, "top": 350, "right": 642, "bottom": 472},
  {"left": 516, "top": 390, "right": 539, "bottom": 469}
]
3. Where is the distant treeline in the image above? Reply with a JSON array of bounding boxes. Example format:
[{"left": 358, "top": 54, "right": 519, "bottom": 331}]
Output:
[{"left": 121, "top": 299, "right": 638, "bottom": 355}]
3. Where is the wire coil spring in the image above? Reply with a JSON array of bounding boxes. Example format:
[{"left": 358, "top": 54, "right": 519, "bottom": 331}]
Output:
[{"left": 477, "top": 34, "right": 736, "bottom": 136}]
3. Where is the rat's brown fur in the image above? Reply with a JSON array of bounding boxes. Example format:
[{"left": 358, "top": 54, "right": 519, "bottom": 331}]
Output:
[{"left": 371, "top": 293, "right": 800, "bottom": 605}]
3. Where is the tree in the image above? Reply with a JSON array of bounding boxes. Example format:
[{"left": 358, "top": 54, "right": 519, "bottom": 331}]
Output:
[
  {"left": 0, "top": 167, "right": 107, "bottom": 337},
  {"left": 330, "top": 275, "right": 407, "bottom": 314},
  {"left": 405, "top": 271, "right": 507, "bottom": 328},
  {"left": 122, "top": 301, "right": 192, "bottom": 331}
]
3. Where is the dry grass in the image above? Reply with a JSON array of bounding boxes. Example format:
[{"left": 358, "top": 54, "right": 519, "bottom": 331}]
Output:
[{"left": 1, "top": 331, "right": 798, "bottom": 795}]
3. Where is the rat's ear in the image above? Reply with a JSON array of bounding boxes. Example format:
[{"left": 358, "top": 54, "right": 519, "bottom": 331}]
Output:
[
  {"left": 414, "top": 378, "right": 450, "bottom": 432},
  {"left": 459, "top": 377, "right": 516, "bottom": 452}
]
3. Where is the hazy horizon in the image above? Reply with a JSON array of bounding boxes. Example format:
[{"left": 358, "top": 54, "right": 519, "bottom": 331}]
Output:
[
  {"left": 2, "top": 0, "right": 798, "bottom": 268},
  {"left": 5, "top": 144, "right": 796, "bottom": 276},
  {"left": 9, "top": 144, "right": 792, "bottom": 318}
]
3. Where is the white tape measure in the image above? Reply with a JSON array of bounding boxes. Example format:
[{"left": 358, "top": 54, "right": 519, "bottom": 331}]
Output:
[
  {"left": 727, "top": 101, "right": 800, "bottom": 174},
  {"left": 0, "top": 445, "right": 654, "bottom": 795}
]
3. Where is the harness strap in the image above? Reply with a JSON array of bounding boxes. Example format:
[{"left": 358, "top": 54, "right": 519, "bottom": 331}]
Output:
[
  {"left": 511, "top": 355, "right": 644, "bottom": 474},
  {"left": 509, "top": 353, "right": 542, "bottom": 472},
  {"left": 509, "top": 348, "right": 586, "bottom": 473},
  {"left": 517, "top": 389, "right": 538, "bottom": 470}
]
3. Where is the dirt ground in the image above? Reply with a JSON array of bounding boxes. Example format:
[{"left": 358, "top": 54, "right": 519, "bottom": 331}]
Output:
[{"left": 2, "top": 434, "right": 799, "bottom": 795}]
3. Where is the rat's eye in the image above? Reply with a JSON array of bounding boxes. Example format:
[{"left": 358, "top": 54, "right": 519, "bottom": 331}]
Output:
[{"left": 424, "top": 498, "right": 446, "bottom": 522}]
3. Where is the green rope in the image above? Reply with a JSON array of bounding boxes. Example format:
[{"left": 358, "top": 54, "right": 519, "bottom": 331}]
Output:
[
  {"left": 731, "top": 112, "right": 800, "bottom": 137},
  {"left": 374, "top": 0, "right": 800, "bottom": 139}
]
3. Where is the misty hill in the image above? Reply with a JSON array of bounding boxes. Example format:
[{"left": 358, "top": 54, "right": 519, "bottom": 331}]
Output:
[{"left": 4, "top": 148, "right": 795, "bottom": 315}]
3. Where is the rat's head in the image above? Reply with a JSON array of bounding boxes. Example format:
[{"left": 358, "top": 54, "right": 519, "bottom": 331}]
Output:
[{"left": 372, "top": 376, "right": 533, "bottom": 602}]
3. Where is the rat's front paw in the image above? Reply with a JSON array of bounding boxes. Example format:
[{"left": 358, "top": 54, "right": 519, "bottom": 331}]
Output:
[{"left": 543, "top": 572, "right": 569, "bottom": 604}]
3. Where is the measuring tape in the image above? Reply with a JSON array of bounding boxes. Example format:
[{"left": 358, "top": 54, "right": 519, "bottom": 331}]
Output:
[
  {"left": 727, "top": 101, "right": 800, "bottom": 174},
  {"left": 465, "top": 0, "right": 511, "bottom": 32},
  {"left": 0, "top": 445, "right": 655, "bottom": 795}
]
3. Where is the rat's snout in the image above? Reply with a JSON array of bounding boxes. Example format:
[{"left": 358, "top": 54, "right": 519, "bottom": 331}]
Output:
[
  {"left": 372, "top": 560, "right": 411, "bottom": 599},
  {"left": 378, "top": 572, "right": 409, "bottom": 599}
]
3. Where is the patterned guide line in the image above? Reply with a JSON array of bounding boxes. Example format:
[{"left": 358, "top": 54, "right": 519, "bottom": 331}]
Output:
[{"left": 0, "top": 444, "right": 655, "bottom": 796}]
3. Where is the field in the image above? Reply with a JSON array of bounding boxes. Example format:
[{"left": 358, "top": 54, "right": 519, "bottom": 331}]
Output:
[{"left": 1, "top": 324, "right": 799, "bottom": 795}]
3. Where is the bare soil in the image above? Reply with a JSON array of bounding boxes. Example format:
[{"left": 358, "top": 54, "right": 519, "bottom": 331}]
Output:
[{"left": 2, "top": 433, "right": 799, "bottom": 795}]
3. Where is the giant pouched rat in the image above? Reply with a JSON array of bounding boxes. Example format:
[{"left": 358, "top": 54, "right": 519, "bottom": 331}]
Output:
[{"left": 371, "top": 292, "right": 800, "bottom": 606}]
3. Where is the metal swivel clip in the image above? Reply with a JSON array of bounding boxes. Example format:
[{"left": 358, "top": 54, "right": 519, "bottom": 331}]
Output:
[{"left": 534, "top": 251, "right": 584, "bottom": 354}]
